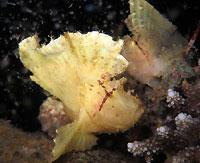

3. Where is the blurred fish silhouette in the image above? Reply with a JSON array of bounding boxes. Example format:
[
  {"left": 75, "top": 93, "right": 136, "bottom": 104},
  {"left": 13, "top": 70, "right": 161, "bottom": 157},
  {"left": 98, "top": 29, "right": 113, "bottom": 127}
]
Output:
[{"left": 122, "top": 0, "right": 194, "bottom": 88}]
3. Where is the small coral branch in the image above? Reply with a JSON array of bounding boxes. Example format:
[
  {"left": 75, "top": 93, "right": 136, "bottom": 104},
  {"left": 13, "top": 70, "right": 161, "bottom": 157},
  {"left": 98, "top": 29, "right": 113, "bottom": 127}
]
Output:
[
  {"left": 172, "top": 146, "right": 200, "bottom": 163},
  {"left": 127, "top": 113, "right": 200, "bottom": 163},
  {"left": 182, "top": 79, "right": 200, "bottom": 114},
  {"left": 166, "top": 89, "right": 185, "bottom": 108},
  {"left": 175, "top": 113, "right": 200, "bottom": 141},
  {"left": 128, "top": 138, "right": 161, "bottom": 163}
]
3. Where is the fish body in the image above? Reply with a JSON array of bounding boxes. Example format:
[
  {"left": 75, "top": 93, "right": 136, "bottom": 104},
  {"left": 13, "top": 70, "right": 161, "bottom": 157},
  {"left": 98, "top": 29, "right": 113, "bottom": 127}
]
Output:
[
  {"left": 122, "top": 0, "right": 189, "bottom": 88},
  {"left": 19, "top": 32, "right": 143, "bottom": 161}
]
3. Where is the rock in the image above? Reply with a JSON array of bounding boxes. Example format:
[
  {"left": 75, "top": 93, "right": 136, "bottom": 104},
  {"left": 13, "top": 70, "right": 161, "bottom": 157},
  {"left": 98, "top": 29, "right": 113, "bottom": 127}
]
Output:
[{"left": 0, "top": 119, "right": 53, "bottom": 163}]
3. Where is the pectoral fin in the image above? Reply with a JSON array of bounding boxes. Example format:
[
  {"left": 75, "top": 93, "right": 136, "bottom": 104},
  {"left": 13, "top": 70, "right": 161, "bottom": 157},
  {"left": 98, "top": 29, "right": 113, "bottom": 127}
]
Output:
[{"left": 51, "top": 120, "right": 98, "bottom": 162}]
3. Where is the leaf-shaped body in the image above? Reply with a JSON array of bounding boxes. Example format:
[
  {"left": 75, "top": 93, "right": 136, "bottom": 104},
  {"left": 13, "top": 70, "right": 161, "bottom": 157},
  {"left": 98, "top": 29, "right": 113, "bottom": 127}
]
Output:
[
  {"left": 122, "top": 0, "right": 189, "bottom": 87},
  {"left": 19, "top": 32, "right": 143, "bottom": 161}
]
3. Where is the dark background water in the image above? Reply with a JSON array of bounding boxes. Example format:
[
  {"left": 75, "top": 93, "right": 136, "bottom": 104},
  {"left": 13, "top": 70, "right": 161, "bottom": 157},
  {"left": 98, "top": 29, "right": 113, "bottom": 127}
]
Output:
[{"left": 0, "top": 0, "right": 199, "bottom": 132}]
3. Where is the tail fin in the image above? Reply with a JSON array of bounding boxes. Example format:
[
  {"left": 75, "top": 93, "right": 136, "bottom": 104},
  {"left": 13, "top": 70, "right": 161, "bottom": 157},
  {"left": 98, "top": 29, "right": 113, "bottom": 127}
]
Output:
[{"left": 51, "top": 121, "right": 98, "bottom": 162}]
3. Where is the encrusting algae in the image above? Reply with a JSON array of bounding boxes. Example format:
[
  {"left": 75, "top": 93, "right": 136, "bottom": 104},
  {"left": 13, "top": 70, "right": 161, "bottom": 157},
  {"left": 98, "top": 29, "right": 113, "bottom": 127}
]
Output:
[{"left": 19, "top": 32, "right": 143, "bottom": 161}]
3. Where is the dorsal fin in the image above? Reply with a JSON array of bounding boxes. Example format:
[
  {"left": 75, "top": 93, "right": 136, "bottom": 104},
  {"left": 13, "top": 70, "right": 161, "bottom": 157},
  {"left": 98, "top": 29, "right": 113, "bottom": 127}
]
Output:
[
  {"left": 127, "top": 0, "right": 175, "bottom": 39},
  {"left": 126, "top": 0, "right": 187, "bottom": 58}
]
